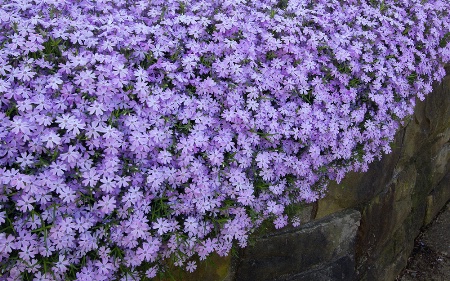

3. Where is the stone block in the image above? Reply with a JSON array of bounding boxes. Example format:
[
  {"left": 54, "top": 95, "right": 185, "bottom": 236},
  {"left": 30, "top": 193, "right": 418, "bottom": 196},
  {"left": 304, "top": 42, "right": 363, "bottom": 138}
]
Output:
[
  {"left": 235, "top": 209, "right": 361, "bottom": 281},
  {"left": 284, "top": 256, "right": 356, "bottom": 281}
]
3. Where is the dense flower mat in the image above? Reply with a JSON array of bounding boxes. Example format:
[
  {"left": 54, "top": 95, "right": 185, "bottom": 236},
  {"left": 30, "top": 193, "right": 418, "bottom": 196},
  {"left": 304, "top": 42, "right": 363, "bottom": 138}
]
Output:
[{"left": 0, "top": 0, "right": 449, "bottom": 280}]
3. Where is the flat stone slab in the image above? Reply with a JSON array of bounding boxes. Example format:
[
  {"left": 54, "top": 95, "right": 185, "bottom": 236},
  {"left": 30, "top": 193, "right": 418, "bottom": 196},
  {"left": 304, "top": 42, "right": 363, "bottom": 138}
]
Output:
[{"left": 235, "top": 209, "right": 361, "bottom": 281}]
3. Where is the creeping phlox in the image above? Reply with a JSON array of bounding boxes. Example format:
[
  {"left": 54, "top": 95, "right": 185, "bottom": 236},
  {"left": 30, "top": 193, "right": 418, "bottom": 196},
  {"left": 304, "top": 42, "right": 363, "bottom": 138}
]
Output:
[{"left": 0, "top": 0, "right": 449, "bottom": 280}]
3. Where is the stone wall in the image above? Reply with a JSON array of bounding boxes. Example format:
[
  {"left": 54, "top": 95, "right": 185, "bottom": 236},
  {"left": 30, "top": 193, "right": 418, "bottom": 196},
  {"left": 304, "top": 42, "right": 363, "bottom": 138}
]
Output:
[{"left": 161, "top": 68, "right": 450, "bottom": 281}]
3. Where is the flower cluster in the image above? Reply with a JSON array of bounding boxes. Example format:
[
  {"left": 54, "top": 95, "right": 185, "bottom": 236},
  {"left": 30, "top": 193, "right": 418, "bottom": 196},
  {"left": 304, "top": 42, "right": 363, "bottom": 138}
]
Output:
[{"left": 1, "top": 0, "right": 449, "bottom": 280}]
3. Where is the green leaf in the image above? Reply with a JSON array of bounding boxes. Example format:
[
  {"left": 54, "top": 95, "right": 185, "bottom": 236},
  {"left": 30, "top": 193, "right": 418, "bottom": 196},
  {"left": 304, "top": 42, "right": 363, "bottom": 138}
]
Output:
[
  {"left": 270, "top": 9, "right": 276, "bottom": 19},
  {"left": 440, "top": 32, "right": 450, "bottom": 48}
]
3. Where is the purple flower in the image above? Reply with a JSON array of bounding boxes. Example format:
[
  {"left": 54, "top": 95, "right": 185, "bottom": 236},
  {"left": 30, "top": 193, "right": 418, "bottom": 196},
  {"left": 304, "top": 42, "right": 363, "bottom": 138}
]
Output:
[
  {"left": 40, "top": 130, "right": 61, "bottom": 149},
  {"left": 153, "top": 218, "right": 171, "bottom": 236},
  {"left": 98, "top": 195, "right": 116, "bottom": 214},
  {"left": 274, "top": 215, "right": 288, "bottom": 229},
  {"left": 186, "top": 261, "right": 197, "bottom": 273},
  {"left": 16, "top": 195, "right": 35, "bottom": 213}
]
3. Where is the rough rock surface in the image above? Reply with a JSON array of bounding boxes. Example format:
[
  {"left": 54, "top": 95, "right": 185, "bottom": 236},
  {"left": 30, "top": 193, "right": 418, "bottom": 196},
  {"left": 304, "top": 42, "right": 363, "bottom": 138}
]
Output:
[{"left": 235, "top": 209, "right": 361, "bottom": 281}]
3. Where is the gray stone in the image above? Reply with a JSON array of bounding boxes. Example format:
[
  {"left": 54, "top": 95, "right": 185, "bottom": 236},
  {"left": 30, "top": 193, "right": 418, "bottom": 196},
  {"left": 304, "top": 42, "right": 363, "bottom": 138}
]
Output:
[
  {"left": 235, "top": 209, "right": 361, "bottom": 281},
  {"left": 284, "top": 256, "right": 356, "bottom": 281}
]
